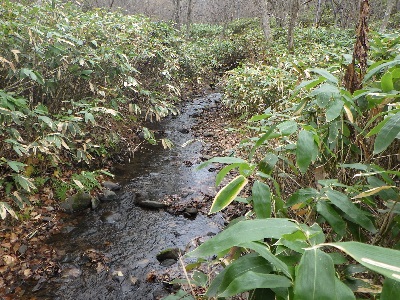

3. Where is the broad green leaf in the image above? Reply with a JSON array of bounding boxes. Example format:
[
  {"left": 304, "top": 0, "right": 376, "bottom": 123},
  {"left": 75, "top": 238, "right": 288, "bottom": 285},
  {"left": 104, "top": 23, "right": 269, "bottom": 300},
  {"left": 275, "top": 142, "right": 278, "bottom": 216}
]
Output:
[
  {"left": 192, "top": 271, "right": 208, "bottom": 287},
  {"left": 381, "top": 278, "right": 400, "bottom": 300},
  {"left": 311, "top": 83, "right": 340, "bottom": 108},
  {"left": 326, "top": 99, "right": 344, "bottom": 122},
  {"left": 373, "top": 112, "right": 400, "bottom": 154},
  {"left": 210, "top": 175, "right": 248, "bottom": 213},
  {"left": 252, "top": 181, "right": 271, "bottom": 218},
  {"left": 196, "top": 156, "right": 247, "bottom": 170},
  {"left": 219, "top": 272, "right": 291, "bottom": 298},
  {"left": 186, "top": 219, "right": 298, "bottom": 258},
  {"left": 258, "top": 153, "right": 279, "bottom": 175},
  {"left": 325, "top": 190, "right": 376, "bottom": 233},
  {"left": 294, "top": 248, "right": 336, "bottom": 300},
  {"left": 248, "top": 114, "right": 272, "bottom": 122},
  {"left": 334, "top": 278, "right": 356, "bottom": 300},
  {"left": 381, "top": 72, "right": 394, "bottom": 92},
  {"left": 326, "top": 242, "right": 400, "bottom": 282},
  {"left": 277, "top": 120, "right": 298, "bottom": 136},
  {"left": 13, "top": 175, "right": 36, "bottom": 193},
  {"left": 309, "top": 68, "right": 339, "bottom": 85},
  {"left": 364, "top": 60, "right": 400, "bottom": 83},
  {"left": 249, "top": 125, "right": 277, "bottom": 159},
  {"left": 286, "top": 188, "right": 318, "bottom": 207},
  {"left": 7, "top": 160, "right": 26, "bottom": 173},
  {"left": 316, "top": 201, "right": 346, "bottom": 238},
  {"left": 207, "top": 253, "right": 273, "bottom": 297},
  {"left": 296, "top": 130, "right": 317, "bottom": 174},
  {"left": 215, "top": 163, "right": 242, "bottom": 186},
  {"left": 241, "top": 241, "right": 292, "bottom": 279}
]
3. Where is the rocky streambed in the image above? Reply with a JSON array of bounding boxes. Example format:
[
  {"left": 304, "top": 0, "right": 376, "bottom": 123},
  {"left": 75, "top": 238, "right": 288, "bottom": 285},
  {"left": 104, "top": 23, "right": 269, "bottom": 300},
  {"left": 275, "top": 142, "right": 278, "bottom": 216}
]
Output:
[{"left": 22, "top": 93, "right": 228, "bottom": 300}]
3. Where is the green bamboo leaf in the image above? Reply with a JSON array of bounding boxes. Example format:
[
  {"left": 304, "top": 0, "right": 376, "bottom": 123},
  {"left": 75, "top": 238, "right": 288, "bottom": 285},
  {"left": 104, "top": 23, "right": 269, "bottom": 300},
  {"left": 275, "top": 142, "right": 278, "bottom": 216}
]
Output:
[
  {"left": 296, "top": 130, "right": 317, "bottom": 174},
  {"left": 316, "top": 201, "right": 346, "bottom": 238},
  {"left": 286, "top": 188, "right": 318, "bottom": 207},
  {"left": 309, "top": 68, "right": 339, "bottom": 85},
  {"left": 249, "top": 125, "right": 277, "bottom": 160},
  {"left": 215, "top": 163, "right": 241, "bottom": 186},
  {"left": 207, "top": 253, "right": 273, "bottom": 297},
  {"left": 325, "top": 190, "right": 376, "bottom": 233},
  {"left": 294, "top": 248, "right": 337, "bottom": 300},
  {"left": 13, "top": 174, "right": 36, "bottom": 193},
  {"left": 381, "top": 278, "right": 400, "bottom": 300},
  {"left": 7, "top": 160, "right": 27, "bottom": 173},
  {"left": 326, "top": 99, "right": 344, "bottom": 122},
  {"left": 373, "top": 112, "right": 400, "bottom": 154},
  {"left": 210, "top": 175, "right": 248, "bottom": 214},
  {"left": 334, "top": 278, "right": 356, "bottom": 300},
  {"left": 277, "top": 120, "right": 298, "bottom": 136},
  {"left": 381, "top": 72, "right": 394, "bottom": 92},
  {"left": 196, "top": 156, "right": 247, "bottom": 170},
  {"left": 252, "top": 181, "right": 271, "bottom": 219},
  {"left": 242, "top": 241, "right": 292, "bottom": 279},
  {"left": 248, "top": 114, "right": 272, "bottom": 122},
  {"left": 364, "top": 60, "right": 400, "bottom": 83},
  {"left": 326, "top": 242, "right": 400, "bottom": 282},
  {"left": 219, "top": 272, "right": 291, "bottom": 298},
  {"left": 186, "top": 219, "right": 298, "bottom": 258}
]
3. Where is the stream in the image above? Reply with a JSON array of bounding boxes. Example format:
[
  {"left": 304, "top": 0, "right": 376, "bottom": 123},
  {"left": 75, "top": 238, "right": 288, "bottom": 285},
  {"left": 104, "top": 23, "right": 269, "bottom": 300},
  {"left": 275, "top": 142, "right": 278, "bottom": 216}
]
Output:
[{"left": 25, "top": 93, "right": 224, "bottom": 300}]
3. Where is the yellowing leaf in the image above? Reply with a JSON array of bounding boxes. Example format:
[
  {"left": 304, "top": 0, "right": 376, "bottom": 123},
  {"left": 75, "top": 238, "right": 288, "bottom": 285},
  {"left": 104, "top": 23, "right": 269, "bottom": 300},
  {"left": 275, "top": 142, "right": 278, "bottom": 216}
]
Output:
[
  {"left": 353, "top": 186, "right": 396, "bottom": 199},
  {"left": 73, "top": 179, "right": 85, "bottom": 189},
  {"left": 210, "top": 175, "right": 248, "bottom": 214},
  {"left": 343, "top": 105, "right": 354, "bottom": 123}
]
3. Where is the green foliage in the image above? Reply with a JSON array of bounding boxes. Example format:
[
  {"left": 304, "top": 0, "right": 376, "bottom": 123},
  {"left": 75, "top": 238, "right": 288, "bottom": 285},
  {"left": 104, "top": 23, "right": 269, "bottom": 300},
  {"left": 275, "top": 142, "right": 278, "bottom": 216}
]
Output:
[{"left": 185, "top": 30, "right": 400, "bottom": 299}]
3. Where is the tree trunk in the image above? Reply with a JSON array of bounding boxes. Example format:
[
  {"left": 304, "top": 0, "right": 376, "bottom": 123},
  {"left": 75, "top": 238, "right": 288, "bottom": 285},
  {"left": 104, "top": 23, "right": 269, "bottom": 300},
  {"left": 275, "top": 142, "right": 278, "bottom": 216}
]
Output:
[
  {"left": 173, "top": 0, "right": 181, "bottom": 28},
  {"left": 258, "top": 0, "right": 271, "bottom": 41},
  {"left": 315, "top": 0, "right": 323, "bottom": 26},
  {"left": 287, "top": 0, "right": 300, "bottom": 53},
  {"left": 186, "top": 0, "right": 193, "bottom": 33},
  {"left": 380, "top": 0, "right": 396, "bottom": 32}
]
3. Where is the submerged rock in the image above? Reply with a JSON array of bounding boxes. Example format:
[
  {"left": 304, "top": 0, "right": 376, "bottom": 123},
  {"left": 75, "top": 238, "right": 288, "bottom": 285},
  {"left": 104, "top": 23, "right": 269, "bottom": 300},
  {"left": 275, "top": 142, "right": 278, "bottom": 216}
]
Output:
[
  {"left": 137, "top": 200, "right": 169, "bottom": 209},
  {"left": 91, "top": 196, "right": 100, "bottom": 209},
  {"left": 156, "top": 248, "right": 181, "bottom": 264},
  {"left": 102, "top": 181, "right": 121, "bottom": 191},
  {"left": 60, "top": 192, "right": 92, "bottom": 213},
  {"left": 98, "top": 189, "right": 117, "bottom": 201}
]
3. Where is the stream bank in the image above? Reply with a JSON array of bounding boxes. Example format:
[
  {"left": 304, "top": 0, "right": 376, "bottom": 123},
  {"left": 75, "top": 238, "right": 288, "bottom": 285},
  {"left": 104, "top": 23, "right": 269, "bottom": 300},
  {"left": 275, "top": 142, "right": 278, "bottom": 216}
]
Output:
[{"left": 18, "top": 92, "right": 246, "bottom": 300}]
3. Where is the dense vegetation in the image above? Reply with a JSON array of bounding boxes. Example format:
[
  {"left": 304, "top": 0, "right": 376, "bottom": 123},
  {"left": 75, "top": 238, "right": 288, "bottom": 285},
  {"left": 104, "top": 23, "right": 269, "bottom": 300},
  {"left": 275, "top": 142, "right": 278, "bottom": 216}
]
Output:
[
  {"left": 0, "top": 0, "right": 256, "bottom": 219},
  {"left": 1, "top": 0, "right": 400, "bottom": 299}
]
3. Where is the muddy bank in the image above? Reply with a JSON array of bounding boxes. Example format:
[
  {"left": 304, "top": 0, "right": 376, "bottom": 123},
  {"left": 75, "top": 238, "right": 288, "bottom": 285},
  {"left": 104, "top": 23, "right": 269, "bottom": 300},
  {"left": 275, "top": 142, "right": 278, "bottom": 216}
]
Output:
[{"left": 19, "top": 93, "right": 230, "bottom": 300}]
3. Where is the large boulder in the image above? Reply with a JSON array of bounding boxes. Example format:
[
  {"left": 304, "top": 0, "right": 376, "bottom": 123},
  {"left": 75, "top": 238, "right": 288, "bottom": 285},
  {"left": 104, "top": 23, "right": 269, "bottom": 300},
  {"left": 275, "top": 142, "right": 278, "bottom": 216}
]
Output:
[{"left": 60, "top": 192, "right": 92, "bottom": 213}]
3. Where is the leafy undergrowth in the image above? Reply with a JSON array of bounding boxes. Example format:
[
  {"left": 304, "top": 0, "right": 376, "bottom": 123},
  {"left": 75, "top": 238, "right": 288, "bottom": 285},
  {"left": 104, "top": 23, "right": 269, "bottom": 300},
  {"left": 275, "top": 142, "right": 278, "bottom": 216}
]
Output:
[{"left": 164, "top": 26, "right": 400, "bottom": 300}]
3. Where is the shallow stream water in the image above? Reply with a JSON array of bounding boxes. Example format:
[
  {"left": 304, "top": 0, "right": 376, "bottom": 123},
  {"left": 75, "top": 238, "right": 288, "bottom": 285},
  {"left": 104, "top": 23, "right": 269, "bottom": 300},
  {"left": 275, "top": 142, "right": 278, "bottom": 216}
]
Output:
[{"left": 24, "top": 93, "right": 224, "bottom": 300}]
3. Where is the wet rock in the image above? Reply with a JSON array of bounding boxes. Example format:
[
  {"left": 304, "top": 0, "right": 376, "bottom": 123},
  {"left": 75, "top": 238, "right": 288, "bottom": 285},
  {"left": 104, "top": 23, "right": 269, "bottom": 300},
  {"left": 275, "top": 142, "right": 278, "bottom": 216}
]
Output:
[
  {"left": 91, "top": 196, "right": 100, "bottom": 209},
  {"left": 101, "top": 211, "right": 121, "bottom": 224},
  {"left": 102, "top": 181, "right": 121, "bottom": 191},
  {"left": 184, "top": 207, "right": 198, "bottom": 217},
  {"left": 98, "top": 189, "right": 117, "bottom": 201},
  {"left": 178, "top": 128, "right": 190, "bottom": 134},
  {"left": 156, "top": 248, "right": 181, "bottom": 263},
  {"left": 137, "top": 200, "right": 169, "bottom": 209},
  {"left": 61, "top": 267, "right": 82, "bottom": 278},
  {"left": 160, "top": 259, "right": 177, "bottom": 267},
  {"left": 112, "top": 270, "right": 125, "bottom": 283},
  {"left": 203, "top": 132, "right": 214, "bottom": 137},
  {"left": 60, "top": 192, "right": 92, "bottom": 213}
]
